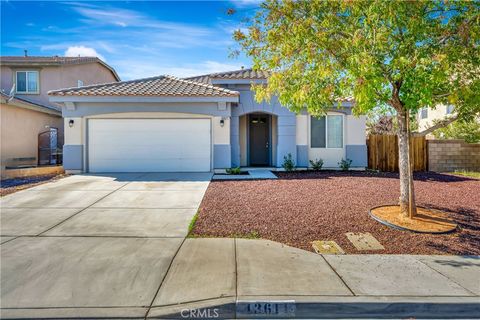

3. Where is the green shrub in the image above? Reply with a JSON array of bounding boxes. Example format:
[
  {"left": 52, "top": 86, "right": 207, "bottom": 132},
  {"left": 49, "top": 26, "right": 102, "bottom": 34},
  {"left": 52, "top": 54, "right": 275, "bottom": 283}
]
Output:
[
  {"left": 433, "top": 119, "right": 480, "bottom": 143},
  {"left": 338, "top": 158, "right": 353, "bottom": 171},
  {"left": 309, "top": 158, "right": 324, "bottom": 171},
  {"left": 226, "top": 167, "right": 242, "bottom": 175},
  {"left": 282, "top": 153, "right": 295, "bottom": 171}
]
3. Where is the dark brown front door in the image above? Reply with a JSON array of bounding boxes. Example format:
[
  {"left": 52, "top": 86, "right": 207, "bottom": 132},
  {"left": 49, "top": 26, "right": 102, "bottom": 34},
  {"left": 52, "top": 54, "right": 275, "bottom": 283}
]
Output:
[{"left": 249, "top": 115, "right": 270, "bottom": 166}]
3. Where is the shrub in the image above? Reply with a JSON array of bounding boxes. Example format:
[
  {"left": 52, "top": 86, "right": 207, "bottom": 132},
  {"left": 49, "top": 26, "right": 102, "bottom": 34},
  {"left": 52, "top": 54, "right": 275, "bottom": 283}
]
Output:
[
  {"left": 226, "top": 167, "right": 242, "bottom": 175},
  {"left": 282, "top": 153, "right": 295, "bottom": 171},
  {"left": 309, "top": 158, "right": 324, "bottom": 171},
  {"left": 433, "top": 119, "right": 480, "bottom": 143},
  {"left": 338, "top": 158, "right": 353, "bottom": 171}
]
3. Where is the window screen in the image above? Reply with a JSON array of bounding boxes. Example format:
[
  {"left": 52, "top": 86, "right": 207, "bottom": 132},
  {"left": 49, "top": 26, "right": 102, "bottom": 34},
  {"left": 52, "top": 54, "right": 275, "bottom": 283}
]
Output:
[
  {"left": 420, "top": 108, "right": 428, "bottom": 119},
  {"left": 311, "top": 116, "right": 326, "bottom": 148},
  {"left": 16, "top": 72, "right": 27, "bottom": 92},
  {"left": 327, "top": 115, "right": 343, "bottom": 148},
  {"left": 16, "top": 71, "right": 38, "bottom": 93}
]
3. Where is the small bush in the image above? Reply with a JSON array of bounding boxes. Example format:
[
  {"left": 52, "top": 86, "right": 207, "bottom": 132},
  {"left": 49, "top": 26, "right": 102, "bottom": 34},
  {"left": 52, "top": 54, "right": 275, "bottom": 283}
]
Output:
[
  {"left": 309, "top": 158, "right": 324, "bottom": 171},
  {"left": 338, "top": 158, "right": 353, "bottom": 171},
  {"left": 282, "top": 153, "right": 295, "bottom": 171},
  {"left": 226, "top": 167, "right": 242, "bottom": 175}
]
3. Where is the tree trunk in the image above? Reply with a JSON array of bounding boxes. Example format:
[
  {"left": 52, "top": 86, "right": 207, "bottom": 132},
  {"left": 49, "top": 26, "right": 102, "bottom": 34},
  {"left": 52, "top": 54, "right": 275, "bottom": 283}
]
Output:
[{"left": 397, "top": 109, "right": 417, "bottom": 217}]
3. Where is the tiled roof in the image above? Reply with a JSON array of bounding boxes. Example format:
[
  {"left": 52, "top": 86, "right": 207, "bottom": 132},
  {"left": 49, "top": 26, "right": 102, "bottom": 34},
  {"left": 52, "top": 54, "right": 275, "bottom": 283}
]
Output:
[
  {"left": 0, "top": 56, "right": 120, "bottom": 81},
  {"left": 186, "top": 69, "right": 354, "bottom": 103},
  {"left": 48, "top": 75, "right": 239, "bottom": 97},
  {"left": 0, "top": 91, "right": 61, "bottom": 114},
  {"left": 186, "top": 68, "right": 270, "bottom": 84}
]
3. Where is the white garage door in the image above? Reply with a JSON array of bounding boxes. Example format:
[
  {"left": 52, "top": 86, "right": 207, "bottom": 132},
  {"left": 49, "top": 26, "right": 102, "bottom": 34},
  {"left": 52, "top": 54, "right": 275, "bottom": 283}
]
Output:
[{"left": 88, "top": 118, "right": 211, "bottom": 172}]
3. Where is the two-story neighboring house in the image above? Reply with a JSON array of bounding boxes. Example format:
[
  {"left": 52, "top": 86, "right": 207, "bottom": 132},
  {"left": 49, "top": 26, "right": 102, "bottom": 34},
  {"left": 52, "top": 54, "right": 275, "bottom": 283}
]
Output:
[
  {"left": 0, "top": 56, "right": 119, "bottom": 174},
  {"left": 417, "top": 104, "right": 456, "bottom": 134}
]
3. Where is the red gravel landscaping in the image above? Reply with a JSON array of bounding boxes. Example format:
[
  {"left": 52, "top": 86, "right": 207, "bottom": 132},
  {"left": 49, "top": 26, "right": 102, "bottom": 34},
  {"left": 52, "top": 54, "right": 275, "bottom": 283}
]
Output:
[{"left": 192, "top": 171, "right": 480, "bottom": 254}]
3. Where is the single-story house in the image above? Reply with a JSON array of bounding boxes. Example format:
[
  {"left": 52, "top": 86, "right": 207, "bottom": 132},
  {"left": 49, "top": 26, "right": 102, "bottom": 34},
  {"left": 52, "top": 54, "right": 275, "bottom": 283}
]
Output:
[{"left": 49, "top": 69, "right": 367, "bottom": 173}]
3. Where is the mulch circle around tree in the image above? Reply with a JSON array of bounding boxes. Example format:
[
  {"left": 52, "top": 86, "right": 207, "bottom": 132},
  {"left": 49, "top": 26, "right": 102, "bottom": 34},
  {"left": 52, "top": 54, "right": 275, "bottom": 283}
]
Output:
[{"left": 370, "top": 205, "right": 457, "bottom": 234}]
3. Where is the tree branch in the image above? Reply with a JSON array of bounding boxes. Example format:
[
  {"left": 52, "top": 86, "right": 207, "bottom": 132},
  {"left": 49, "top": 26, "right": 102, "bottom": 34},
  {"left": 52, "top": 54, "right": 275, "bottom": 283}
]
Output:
[{"left": 415, "top": 114, "right": 459, "bottom": 136}]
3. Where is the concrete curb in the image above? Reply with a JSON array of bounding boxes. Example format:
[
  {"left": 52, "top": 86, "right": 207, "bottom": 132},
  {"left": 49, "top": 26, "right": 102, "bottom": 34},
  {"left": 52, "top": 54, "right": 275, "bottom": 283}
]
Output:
[{"left": 145, "top": 296, "right": 480, "bottom": 319}]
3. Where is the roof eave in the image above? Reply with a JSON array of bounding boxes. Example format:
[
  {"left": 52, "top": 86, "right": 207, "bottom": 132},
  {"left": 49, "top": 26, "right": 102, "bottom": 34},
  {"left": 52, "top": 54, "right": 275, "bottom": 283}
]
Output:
[
  {"left": 1, "top": 95, "right": 62, "bottom": 116},
  {"left": 211, "top": 79, "right": 267, "bottom": 85},
  {"left": 49, "top": 95, "right": 239, "bottom": 104},
  {"left": 96, "top": 60, "right": 121, "bottom": 81},
  {"left": 1, "top": 59, "right": 121, "bottom": 81}
]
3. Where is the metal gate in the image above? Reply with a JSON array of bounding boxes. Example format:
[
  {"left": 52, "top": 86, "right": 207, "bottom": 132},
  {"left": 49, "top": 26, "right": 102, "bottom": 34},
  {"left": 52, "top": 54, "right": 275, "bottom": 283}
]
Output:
[{"left": 38, "top": 128, "right": 63, "bottom": 165}]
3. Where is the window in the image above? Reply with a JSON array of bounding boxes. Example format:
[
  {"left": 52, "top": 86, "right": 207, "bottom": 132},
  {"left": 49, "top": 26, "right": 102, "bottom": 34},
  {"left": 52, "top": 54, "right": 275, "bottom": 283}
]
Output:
[
  {"left": 77, "top": 80, "right": 84, "bottom": 87},
  {"left": 311, "top": 115, "right": 343, "bottom": 148},
  {"left": 16, "top": 71, "right": 39, "bottom": 93},
  {"left": 420, "top": 108, "right": 428, "bottom": 119},
  {"left": 446, "top": 105, "right": 454, "bottom": 114}
]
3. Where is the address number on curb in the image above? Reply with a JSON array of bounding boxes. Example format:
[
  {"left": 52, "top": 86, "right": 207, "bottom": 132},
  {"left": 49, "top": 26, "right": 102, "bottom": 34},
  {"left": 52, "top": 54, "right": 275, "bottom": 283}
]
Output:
[{"left": 238, "top": 300, "right": 296, "bottom": 317}]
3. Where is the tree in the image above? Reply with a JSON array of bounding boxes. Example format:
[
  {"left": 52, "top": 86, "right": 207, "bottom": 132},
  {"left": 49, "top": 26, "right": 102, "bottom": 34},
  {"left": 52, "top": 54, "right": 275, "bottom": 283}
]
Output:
[
  {"left": 433, "top": 119, "right": 480, "bottom": 143},
  {"left": 366, "top": 113, "right": 419, "bottom": 135},
  {"left": 234, "top": 0, "right": 480, "bottom": 217},
  {"left": 367, "top": 115, "right": 395, "bottom": 135}
]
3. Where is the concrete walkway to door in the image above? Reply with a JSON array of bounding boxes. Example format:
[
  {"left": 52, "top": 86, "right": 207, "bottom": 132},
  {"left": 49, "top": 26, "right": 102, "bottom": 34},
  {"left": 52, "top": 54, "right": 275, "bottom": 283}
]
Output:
[{"left": 0, "top": 172, "right": 212, "bottom": 319}]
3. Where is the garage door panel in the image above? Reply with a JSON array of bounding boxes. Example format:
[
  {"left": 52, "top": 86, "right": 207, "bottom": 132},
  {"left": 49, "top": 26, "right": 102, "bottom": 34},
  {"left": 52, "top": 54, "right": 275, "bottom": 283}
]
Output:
[{"left": 88, "top": 119, "right": 211, "bottom": 172}]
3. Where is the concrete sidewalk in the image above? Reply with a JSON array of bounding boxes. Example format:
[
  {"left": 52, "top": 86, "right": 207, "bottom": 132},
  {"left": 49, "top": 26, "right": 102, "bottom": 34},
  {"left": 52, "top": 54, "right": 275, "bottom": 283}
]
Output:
[{"left": 148, "top": 238, "right": 480, "bottom": 319}]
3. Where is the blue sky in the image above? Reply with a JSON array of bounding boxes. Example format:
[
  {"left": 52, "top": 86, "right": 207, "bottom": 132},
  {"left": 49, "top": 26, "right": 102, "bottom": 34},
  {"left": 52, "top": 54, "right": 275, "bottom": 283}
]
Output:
[{"left": 1, "top": 1, "right": 260, "bottom": 80}]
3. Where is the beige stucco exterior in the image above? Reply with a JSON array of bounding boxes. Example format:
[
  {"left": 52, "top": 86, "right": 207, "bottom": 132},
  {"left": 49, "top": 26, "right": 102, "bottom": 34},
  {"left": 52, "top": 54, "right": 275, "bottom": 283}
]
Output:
[
  {"left": 0, "top": 58, "right": 119, "bottom": 176},
  {"left": 417, "top": 104, "right": 453, "bottom": 132},
  {"left": 1, "top": 63, "right": 118, "bottom": 107},
  {"left": 1, "top": 102, "right": 62, "bottom": 170}
]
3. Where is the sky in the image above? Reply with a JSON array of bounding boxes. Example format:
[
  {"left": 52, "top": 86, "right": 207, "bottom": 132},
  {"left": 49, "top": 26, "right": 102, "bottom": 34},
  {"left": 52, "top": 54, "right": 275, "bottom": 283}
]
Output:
[{"left": 1, "top": 1, "right": 260, "bottom": 80}]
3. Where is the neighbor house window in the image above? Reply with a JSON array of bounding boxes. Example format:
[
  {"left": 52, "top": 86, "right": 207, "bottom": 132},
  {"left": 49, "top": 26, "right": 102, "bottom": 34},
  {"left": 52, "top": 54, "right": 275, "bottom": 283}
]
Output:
[
  {"left": 446, "top": 105, "right": 454, "bottom": 114},
  {"left": 77, "top": 80, "right": 84, "bottom": 87},
  {"left": 420, "top": 108, "right": 428, "bottom": 119},
  {"left": 16, "top": 71, "right": 39, "bottom": 93},
  {"left": 311, "top": 115, "right": 343, "bottom": 148}
]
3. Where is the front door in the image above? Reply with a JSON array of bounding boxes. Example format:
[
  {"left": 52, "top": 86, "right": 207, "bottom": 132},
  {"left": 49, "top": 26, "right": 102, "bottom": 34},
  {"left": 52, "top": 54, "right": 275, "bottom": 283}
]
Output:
[{"left": 249, "top": 114, "right": 270, "bottom": 166}]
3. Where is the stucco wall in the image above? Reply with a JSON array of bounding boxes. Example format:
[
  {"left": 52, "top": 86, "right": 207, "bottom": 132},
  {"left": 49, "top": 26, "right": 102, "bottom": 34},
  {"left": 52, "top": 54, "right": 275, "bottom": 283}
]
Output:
[
  {"left": 428, "top": 139, "right": 480, "bottom": 172},
  {"left": 239, "top": 115, "right": 247, "bottom": 166},
  {"left": 1, "top": 103, "right": 62, "bottom": 170},
  {"left": 230, "top": 86, "right": 297, "bottom": 167},
  {"left": 418, "top": 104, "right": 451, "bottom": 132},
  {"left": 303, "top": 113, "right": 367, "bottom": 168},
  {"left": 1, "top": 63, "right": 117, "bottom": 107},
  {"left": 62, "top": 106, "right": 231, "bottom": 171}
]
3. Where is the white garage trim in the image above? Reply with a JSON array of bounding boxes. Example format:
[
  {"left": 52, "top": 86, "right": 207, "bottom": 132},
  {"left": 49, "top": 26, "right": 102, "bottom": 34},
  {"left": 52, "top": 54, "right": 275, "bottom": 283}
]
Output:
[{"left": 87, "top": 118, "right": 212, "bottom": 172}]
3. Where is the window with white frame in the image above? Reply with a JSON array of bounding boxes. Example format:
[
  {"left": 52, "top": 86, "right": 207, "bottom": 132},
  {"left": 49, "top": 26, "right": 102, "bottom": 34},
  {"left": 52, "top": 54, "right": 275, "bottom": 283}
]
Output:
[
  {"left": 446, "top": 105, "right": 454, "bottom": 114},
  {"left": 77, "top": 80, "right": 84, "bottom": 87},
  {"left": 16, "top": 71, "right": 39, "bottom": 93},
  {"left": 420, "top": 108, "right": 428, "bottom": 119},
  {"left": 311, "top": 115, "right": 343, "bottom": 148}
]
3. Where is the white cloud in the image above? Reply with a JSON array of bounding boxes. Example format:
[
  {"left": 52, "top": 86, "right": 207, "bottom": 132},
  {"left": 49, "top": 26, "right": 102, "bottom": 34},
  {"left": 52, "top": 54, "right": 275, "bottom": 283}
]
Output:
[{"left": 64, "top": 46, "right": 105, "bottom": 61}]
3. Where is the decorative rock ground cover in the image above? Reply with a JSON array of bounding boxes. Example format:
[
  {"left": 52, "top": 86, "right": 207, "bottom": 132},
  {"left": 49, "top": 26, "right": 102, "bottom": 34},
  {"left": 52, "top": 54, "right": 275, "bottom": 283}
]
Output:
[
  {"left": 0, "top": 174, "right": 67, "bottom": 196},
  {"left": 192, "top": 171, "right": 480, "bottom": 254}
]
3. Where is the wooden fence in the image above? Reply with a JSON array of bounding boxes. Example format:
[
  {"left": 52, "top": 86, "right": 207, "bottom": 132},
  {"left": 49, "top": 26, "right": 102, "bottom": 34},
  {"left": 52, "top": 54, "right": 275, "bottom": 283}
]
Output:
[{"left": 367, "top": 134, "right": 428, "bottom": 172}]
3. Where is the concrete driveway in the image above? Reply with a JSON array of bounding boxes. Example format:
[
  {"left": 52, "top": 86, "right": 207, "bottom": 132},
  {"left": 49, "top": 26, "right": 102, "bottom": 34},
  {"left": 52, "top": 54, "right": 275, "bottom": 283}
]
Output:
[{"left": 0, "top": 172, "right": 211, "bottom": 319}]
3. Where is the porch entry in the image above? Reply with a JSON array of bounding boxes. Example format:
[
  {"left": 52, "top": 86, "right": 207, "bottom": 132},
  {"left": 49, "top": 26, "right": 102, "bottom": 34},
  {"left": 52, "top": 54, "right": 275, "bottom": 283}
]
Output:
[{"left": 248, "top": 113, "right": 271, "bottom": 166}]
